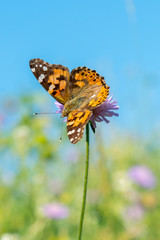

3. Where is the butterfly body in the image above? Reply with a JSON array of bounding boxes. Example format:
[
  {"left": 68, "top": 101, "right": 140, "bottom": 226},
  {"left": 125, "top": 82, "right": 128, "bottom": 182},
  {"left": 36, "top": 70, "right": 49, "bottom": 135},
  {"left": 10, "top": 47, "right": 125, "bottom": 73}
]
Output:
[{"left": 29, "top": 58, "right": 109, "bottom": 144}]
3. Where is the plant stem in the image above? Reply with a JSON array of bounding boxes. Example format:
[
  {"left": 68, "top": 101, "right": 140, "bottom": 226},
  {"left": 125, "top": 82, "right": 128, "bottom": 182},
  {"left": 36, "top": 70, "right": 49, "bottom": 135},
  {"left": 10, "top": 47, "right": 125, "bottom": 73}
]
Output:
[{"left": 78, "top": 123, "right": 90, "bottom": 240}]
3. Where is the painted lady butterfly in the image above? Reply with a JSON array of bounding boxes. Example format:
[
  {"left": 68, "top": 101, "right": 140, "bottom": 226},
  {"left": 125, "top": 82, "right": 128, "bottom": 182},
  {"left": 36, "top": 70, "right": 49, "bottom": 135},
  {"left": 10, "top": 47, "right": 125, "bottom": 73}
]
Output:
[{"left": 29, "top": 59, "right": 109, "bottom": 144}]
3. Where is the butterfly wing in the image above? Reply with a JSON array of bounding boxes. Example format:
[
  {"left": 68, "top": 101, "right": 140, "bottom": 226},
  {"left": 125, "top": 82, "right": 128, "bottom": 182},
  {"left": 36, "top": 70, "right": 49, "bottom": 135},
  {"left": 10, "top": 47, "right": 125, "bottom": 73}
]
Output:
[
  {"left": 67, "top": 109, "right": 92, "bottom": 144},
  {"left": 69, "top": 67, "right": 109, "bottom": 109},
  {"left": 30, "top": 60, "right": 109, "bottom": 144},
  {"left": 29, "top": 58, "right": 70, "bottom": 104}
]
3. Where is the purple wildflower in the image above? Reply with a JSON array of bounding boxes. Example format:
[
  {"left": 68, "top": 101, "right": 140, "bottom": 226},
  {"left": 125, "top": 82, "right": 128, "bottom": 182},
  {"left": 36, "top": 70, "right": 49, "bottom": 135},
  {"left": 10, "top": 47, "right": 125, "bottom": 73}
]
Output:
[
  {"left": 42, "top": 202, "right": 69, "bottom": 219},
  {"left": 54, "top": 95, "right": 119, "bottom": 128},
  {"left": 124, "top": 204, "right": 144, "bottom": 221},
  {"left": 55, "top": 101, "right": 67, "bottom": 122},
  {"left": 90, "top": 95, "right": 119, "bottom": 128},
  {"left": 55, "top": 101, "right": 64, "bottom": 113},
  {"left": 128, "top": 165, "right": 156, "bottom": 188}
]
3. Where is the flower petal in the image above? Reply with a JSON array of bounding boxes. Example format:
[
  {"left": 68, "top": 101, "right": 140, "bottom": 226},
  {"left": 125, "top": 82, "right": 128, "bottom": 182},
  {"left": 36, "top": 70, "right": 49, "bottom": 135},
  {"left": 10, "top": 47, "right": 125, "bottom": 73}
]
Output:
[{"left": 90, "top": 95, "right": 119, "bottom": 128}]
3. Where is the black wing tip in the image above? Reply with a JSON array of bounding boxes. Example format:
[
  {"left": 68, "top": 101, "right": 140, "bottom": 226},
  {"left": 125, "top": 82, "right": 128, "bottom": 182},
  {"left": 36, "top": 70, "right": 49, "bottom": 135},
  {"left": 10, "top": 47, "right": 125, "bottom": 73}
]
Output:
[
  {"left": 29, "top": 58, "right": 36, "bottom": 67},
  {"left": 29, "top": 58, "right": 44, "bottom": 66}
]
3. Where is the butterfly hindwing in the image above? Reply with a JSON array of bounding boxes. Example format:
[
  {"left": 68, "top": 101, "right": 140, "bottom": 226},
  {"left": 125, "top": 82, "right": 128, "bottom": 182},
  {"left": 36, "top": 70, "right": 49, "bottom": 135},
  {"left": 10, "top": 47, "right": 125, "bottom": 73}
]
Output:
[
  {"left": 67, "top": 109, "right": 92, "bottom": 144},
  {"left": 29, "top": 58, "right": 70, "bottom": 104}
]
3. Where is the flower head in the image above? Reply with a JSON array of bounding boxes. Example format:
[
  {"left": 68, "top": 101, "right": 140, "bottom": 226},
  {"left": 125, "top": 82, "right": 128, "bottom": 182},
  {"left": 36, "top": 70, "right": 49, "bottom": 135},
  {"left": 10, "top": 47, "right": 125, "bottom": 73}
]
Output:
[
  {"left": 54, "top": 95, "right": 119, "bottom": 129},
  {"left": 90, "top": 95, "right": 119, "bottom": 128},
  {"left": 128, "top": 165, "right": 156, "bottom": 188},
  {"left": 42, "top": 202, "right": 69, "bottom": 219},
  {"left": 123, "top": 204, "right": 144, "bottom": 221}
]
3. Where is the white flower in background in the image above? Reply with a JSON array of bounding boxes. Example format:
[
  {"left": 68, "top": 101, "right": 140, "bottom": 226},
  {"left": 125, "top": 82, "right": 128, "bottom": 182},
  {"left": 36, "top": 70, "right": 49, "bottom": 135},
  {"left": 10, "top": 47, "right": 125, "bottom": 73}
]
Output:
[
  {"left": 113, "top": 170, "right": 132, "bottom": 193},
  {"left": 0, "top": 233, "right": 19, "bottom": 240}
]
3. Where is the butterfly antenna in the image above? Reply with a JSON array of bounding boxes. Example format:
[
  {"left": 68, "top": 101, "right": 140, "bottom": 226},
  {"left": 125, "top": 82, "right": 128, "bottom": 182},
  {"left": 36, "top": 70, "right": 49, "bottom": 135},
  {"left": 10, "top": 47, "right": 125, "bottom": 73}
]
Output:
[
  {"left": 59, "top": 119, "right": 64, "bottom": 142},
  {"left": 33, "top": 112, "right": 58, "bottom": 115}
]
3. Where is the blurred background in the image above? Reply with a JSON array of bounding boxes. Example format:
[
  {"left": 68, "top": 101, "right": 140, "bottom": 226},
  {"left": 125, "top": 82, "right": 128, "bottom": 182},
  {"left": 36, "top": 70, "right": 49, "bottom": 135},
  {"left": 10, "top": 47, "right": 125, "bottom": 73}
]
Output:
[{"left": 0, "top": 1, "right": 160, "bottom": 239}]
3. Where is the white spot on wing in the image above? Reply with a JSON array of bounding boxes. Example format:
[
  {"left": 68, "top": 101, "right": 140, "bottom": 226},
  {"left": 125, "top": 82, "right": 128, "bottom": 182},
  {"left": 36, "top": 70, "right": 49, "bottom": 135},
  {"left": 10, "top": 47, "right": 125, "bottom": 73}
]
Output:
[
  {"left": 77, "top": 128, "right": 81, "bottom": 132},
  {"left": 70, "top": 138, "right": 74, "bottom": 142},
  {"left": 49, "top": 84, "right": 55, "bottom": 91},
  {"left": 67, "top": 121, "right": 74, "bottom": 126},
  {"left": 38, "top": 74, "right": 45, "bottom": 83},
  {"left": 31, "top": 68, "right": 35, "bottom": 72},
  {"left": 68, "top": 129, "right": 75, "bottom": 135},
  {"left": 43, "top": 66, "right": 48, "bottom": 71}
]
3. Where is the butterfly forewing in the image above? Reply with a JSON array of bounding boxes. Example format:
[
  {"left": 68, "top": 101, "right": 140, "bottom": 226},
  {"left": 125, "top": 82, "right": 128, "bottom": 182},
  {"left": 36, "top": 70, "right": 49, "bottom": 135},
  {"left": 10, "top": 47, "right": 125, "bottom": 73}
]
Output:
[
  {"left": 29, "top": 58, "right": 70, "bottom": 104},
  {"left": 69, "top": 67, "right": 109, "bottom": 108}
]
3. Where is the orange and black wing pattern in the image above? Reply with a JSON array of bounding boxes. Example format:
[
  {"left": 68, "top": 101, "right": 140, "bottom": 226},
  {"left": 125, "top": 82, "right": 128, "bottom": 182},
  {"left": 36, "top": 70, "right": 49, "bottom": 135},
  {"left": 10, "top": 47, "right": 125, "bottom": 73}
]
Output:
[
  {"left": 30, "top": 59, "right": 110, "bottom": 144},
  {"left": 69, "top": 67, "right": 109, "bottom": 109},
  {"left": 67, "top": 109, "right": 92, "bottom": 144},
  {"left": 29, "top": 58, "right": 70, "bottom": 104}
]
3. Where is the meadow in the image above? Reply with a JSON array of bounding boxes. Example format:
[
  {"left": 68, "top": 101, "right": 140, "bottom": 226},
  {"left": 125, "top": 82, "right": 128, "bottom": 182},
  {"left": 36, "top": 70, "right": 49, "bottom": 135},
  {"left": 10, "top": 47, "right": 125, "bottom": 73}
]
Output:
[{"left": 0, "top": 95, "right": 159, "bottom": 240}]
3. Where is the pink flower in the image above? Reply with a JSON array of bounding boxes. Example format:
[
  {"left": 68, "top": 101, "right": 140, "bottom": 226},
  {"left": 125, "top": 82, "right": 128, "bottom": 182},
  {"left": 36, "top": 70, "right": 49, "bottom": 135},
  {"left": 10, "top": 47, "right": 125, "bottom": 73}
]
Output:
[
  {"left": 42, "top": 203, "right": 69, "bottom": 219},
  {"left": 128, "top": 165, "right": 156, "bottom": 189},
  {"left": 90, "top": 95, "right": 119, "bottom": 128},
  {"left": 55, "top": 101, "right": 67, "bottom": 122},
  {"left": 124, "top": 204, "right": 144, "bottom": 221},
  {"left": 55, "top": 101, "right": 64, "bottom": 114},
  {"left": 55, "top": 95, "right": 119, "bottom": 128}
]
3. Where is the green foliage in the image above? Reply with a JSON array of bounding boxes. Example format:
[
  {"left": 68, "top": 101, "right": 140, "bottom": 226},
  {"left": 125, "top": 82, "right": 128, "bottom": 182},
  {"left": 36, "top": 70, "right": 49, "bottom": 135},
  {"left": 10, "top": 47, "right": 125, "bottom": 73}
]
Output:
[{"left": 0, "top": 95, "right": 160, "bottom": 240}]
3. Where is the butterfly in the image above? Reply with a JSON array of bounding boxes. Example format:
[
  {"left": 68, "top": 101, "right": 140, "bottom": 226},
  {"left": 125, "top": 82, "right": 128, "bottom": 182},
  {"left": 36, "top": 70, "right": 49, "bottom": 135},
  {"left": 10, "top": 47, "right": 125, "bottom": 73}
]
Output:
[{"left": 29, "top": 58, "right": 109, "bottom": 144}]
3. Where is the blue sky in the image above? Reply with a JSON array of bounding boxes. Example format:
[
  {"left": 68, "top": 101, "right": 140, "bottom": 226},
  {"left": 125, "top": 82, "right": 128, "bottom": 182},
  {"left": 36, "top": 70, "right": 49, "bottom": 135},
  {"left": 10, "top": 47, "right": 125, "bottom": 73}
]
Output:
[{"left": 0, "top": 0, "right": 160, "bottom": 136}]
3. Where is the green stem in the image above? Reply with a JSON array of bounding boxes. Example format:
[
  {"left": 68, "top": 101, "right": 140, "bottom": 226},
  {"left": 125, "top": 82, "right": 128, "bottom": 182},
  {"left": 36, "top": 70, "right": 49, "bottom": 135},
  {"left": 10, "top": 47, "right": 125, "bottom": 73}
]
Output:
[{"left": 78, "top": 123, "right": 90, "bottom": 240}]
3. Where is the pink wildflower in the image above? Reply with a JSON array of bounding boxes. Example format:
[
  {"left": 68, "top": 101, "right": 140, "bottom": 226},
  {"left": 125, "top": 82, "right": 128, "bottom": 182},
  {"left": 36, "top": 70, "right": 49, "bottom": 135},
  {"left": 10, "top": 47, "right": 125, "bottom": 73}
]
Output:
[{"left": 42, "top": 202, "right": 69, "bottom": 219}]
